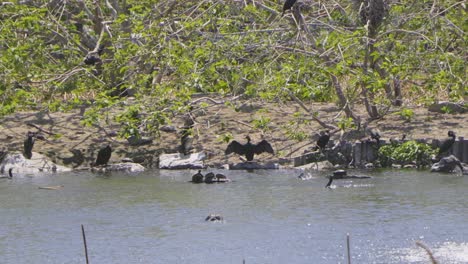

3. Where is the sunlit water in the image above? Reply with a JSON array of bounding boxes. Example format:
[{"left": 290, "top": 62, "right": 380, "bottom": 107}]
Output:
[{"left": 0, "top": 168, "right": 467, "bottom": 263}]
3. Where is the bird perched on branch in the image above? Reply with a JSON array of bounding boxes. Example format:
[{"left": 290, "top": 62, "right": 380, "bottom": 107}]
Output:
[
  {"left": 282, "top": 0, "right": 298, "bottom": 17},
  {"left": 94, "top": 144, "right": 112, "bottom": 166},
  {"left": 225, "top": 136, "right": 274, "bottom": 162},
  {"left": 438, "top": 130, "right": 456, "bottom": 157},
  {"left": 313, "top": 130, "right": 330, "bottom": 151}
]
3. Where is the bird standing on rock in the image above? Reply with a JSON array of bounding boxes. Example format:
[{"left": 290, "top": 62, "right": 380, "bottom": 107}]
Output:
[
  {"left": 313, "top": 130, "right": 330, "bottom": 151},
  {"left": 438, "top": 131, "right": 456, "bottom": 157},
  {"left": 225, "top": 136, "right": 274, "bottom": 162},
  {"left": 369, "top": 128, "right": 381, "bottom": 145},
  {"left": 94, "top": 145, "right": 112, "bottom": 166},
  {"left": 282, "top": 0, "right": 298, "bottom": 17},
  {"left": 23, "top": 131, "right": 36, "bottom": 159}
]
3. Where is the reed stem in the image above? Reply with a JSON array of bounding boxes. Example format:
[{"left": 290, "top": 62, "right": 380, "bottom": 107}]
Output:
[{"left": 81, "top": 224, "right": 89, "bottom": 264}]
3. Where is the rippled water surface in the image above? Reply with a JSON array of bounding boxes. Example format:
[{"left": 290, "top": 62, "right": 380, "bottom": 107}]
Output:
[{"left": 0, "top": 168, "right": 467, "bottom": 263}]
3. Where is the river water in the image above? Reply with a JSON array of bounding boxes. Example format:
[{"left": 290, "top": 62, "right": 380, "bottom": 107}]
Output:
[{"left": 0, "top": 168, "right": 467, "bottom": 264}]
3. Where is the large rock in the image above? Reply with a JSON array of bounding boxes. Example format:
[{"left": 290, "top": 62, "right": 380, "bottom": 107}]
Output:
[
  {"left": 92, "top": 162, "right": 145, "bottom": 172},
  {"left": 428, "top": 101, "right": 467, "bottom": 114},
  {"left": 159, "top": 152, "right": 206, "bottom": 169},
  {"left": 0, "top": 152, "right": 72, "bottom": 175},
  {"left": 431, "top": 155, "right": 464, "bottom": 173}
]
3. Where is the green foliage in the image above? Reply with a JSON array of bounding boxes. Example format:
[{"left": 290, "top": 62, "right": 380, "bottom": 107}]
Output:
[
  {"left": 251, "top": 116, "right": 271, "bottom": 132},
  {"left": 378, "top": 140, "right": 436, "bottom": 167},
  {"left": 397, "top": 108, "right": 415, "bottom": 122},
  {"left": 217, "top": 133, "right": 234, "bottom": 144},
  {"left": 0, "top": 0, "right": 465, "bottom": 136}
]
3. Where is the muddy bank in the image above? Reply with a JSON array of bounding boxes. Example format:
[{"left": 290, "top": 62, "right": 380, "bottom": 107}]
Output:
[{"left": 1, "top": 97, "right": 467, "bottom": 169}]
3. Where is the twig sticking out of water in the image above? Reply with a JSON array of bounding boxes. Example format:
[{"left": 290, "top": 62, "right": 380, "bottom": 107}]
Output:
[
  {"left": 81, "top": 224, "right": 90, "bottom": 264},
  {"left": 346, "top": 233, "right": 351, "bottom": 264},
  {"left": 415, "top": 241, "right": 438, "bottom": 264}
]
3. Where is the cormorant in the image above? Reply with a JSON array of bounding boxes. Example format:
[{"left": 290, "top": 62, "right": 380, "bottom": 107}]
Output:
[
  {"left": 282, "top": 0, "right": 297, "bottom": 17},
  {"left": 438, "top": 131, "right": 456, "bottom": 156},
  {"left": 23, "top": 131, "right": 36, "bottom": 159},
  {"left": 84, "top": 53, "right": 101, "bottom": 65},
  {"left": 192, "top": 170, "right": 204, "bottom": 183},
  {"left": 325, "top": 176, "right": 333, "bottom": 188},
  {"left": 215, "top": 173, "right": 230, "bottom": 182},
  {"left": 225, "top": 135, "right": 274, "bottom": 162},
  {"left": 204, "top": 172, "right": 216, "bottom": 183},
  {"left": 313, "top": 130, "right": 330, "bottom": 151},
  {"left": 94, "top": 145, "right": 112, "bottom": 166},
  {"left": 180, "top": 114, "right": 195, "bottom": 155},
  {"left": 369, "top": 128, "right": 381, "bottom": 144}
]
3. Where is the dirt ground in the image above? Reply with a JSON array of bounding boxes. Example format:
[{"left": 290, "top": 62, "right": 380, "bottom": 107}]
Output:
[{"left": 1, "top": 96, "right": 467, "bottom": 169}]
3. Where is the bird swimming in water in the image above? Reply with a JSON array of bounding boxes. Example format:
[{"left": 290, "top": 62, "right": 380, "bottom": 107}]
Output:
[
  {"left": 313, "top": 130, "right": 330, "bottom": 151},
  {"left": 215, "top": 173, "right": 230, "bottom": 182},
  {"left": 325, "top": 176, "right": 334, "bottom": 188},
  {"left": 23, "top": 131, "right": 36, "bottom": 159},
  {"left": 282, "top": 0, "right": 297, "bottom": 17},
  {"left": 438, "top": 130, "right": 456, "bottom": 157},
  {"left": 225, "top": 135, "right": 274, "bottom": 162},
  {"left": 192, "top": 170, "right": 204, "bottom": 183},
  {"left": 204, "top": 172, "right": 216, "bottom": 184},
  {"left": 94, "top": 144, "right": 112, "bottom": 166}
]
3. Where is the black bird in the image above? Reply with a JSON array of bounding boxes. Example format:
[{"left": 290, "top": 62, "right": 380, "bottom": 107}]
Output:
[
  {"left": 325, "top": 176, "right": 333, "bottom": 188},
  {"left": 215, "top": 173, "right": 230, "bottom": 182},
  {"left": 204, "top": 172, "right": 216, "bottom": 184},
  {"left": 313, "top": 130, "right": 330, "bottom": 151},
  {"left": 23, "top": 131, "right": 36, "bottom": 159},
  {"left": 192, "top": 170, "right": 204, "bottom": 183},
  {"left": 282, "top": 0, "right": 298, "bottom": 17},
  {"left": 84, "top": 54, "right": 101, "bottom": 65},
  {"left": 438, "top": 131, "right": 456, "bottom": 156},
  {"left": 369, "top": 128, "right": 381, "bottom": 144},
  {"left": 180, "top": 114, "right": 195, "bottom": 155},
  {"left": 94, "top": 145, "right": 112, "bottom": 166},
  {"left": 225, "top": 135, "right": 274, "bottom": 162}
]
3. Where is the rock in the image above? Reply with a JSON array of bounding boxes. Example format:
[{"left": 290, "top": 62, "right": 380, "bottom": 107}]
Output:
[
  {"left": 333, "top": 170, "right": 347, "bottom": 177},
  {"left": 428, "top": 101, "right": 467, "bottom": 114},
  {"left": 431, "top": 155, "right": 464, "bottom": 173},
  {"left": 0, "top": 152, "right": 72, "bottom": 174},
  {"left": 159, "top": 125, "right": 177, "bottom": 133},
  {"left": 127, "top": 135, "right": 153, "bottom": 146},
  {"left": 159, "top": 152, "right": 206, "bottom": 169},
  {"left": 228, "top": 162, "right": 279, "bottom": 170},
  {"left": 92, "top": 162, "right": 145, "bottom": 172}
]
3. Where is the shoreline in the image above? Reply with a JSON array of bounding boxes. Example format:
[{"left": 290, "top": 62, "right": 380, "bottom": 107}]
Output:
[{"left": 1, "top": 98, "right": 467, "bottom": 170}]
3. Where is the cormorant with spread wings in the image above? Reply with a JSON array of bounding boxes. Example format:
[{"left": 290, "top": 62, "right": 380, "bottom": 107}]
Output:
[{"left": 225, "top": 136, "right": 274, "bottom": 162}]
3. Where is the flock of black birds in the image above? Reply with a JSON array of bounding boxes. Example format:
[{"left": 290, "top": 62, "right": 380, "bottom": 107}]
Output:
[{"left": 191, "top": 170, "right": 230, "bottom": 184}]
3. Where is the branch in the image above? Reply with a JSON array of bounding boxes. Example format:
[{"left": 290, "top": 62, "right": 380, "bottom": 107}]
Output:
[{"left": 282, "top": 88, "right": 336, "bottom": 130}]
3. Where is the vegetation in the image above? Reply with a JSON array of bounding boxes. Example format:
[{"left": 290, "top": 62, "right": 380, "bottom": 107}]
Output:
[
  {"left": 378, "top": 140, "right": 436, "bottom": 167},
  {"left": 1, "top": 0, "right": 466, "bottom": 137}
]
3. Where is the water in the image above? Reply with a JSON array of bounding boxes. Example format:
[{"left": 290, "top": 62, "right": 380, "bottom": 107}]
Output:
[{"left": 0, "top": 169, "right": 467, "bottom": 263}]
